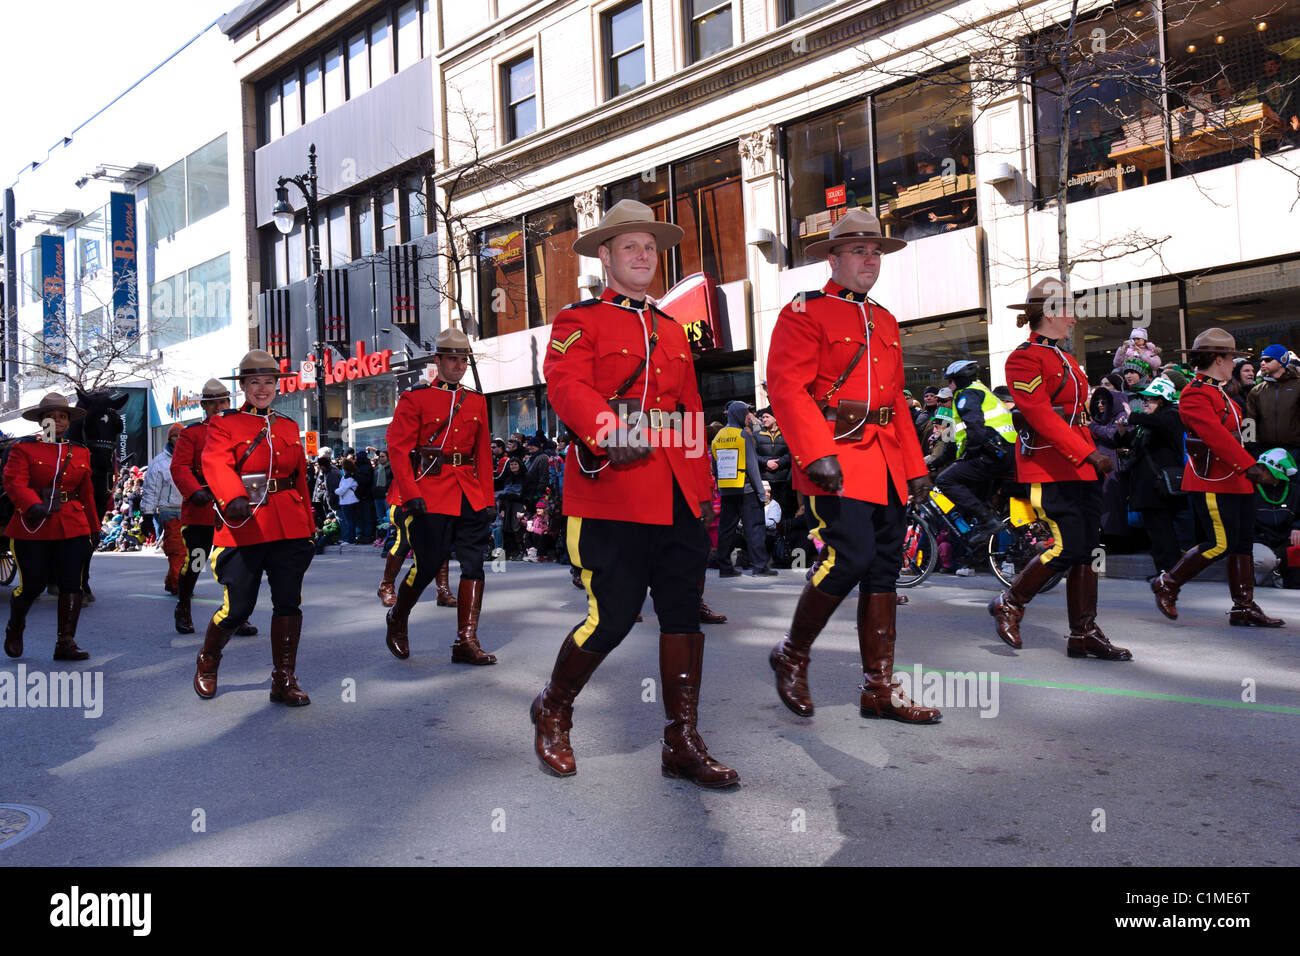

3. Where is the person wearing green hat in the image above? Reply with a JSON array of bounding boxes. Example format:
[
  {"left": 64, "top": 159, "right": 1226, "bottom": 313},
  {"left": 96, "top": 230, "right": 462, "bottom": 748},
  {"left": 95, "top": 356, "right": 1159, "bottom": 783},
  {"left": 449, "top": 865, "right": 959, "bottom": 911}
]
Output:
[
  {"left": 1126, "top": 376, "right": 1190, "bottom": 577},
  {"left": 1252, "top": 448, "right": 1300, "bottom": 587},
  {"left": 924, "top": 405, "right": 959, "bottom": 472}
]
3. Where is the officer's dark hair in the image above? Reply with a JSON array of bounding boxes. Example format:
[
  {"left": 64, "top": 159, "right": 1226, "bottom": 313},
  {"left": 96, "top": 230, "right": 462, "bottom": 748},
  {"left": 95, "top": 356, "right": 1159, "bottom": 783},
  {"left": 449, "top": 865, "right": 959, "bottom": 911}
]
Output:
[
  {"left": 1016, "top": 308, "right": 1044, "bottom": 330},
  {"left": 1189, "top": 351, "right": 1221, "bottom": 371}
]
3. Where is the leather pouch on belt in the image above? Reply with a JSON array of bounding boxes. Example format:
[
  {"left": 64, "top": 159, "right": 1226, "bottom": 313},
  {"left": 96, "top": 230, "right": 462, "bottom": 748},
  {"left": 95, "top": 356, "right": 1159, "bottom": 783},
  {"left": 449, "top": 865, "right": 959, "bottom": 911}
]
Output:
[
  {"left": 240, "top": 472, "right": 269, "bottom": 499},
  {"left": 819, "top": 399, "right": 871, "bottom": 441},
  {"left": 1184, "top": 434, "right": 1212, "bottom": 473},
  {"left": 34, "top": 487, "right": 64, "bottom": 512},
  {"left": 1011, "top": 409, "right": 1035, "bottom": 459},
  {"left": 416, "top": 446, "right": 443, "bottom": 476}
]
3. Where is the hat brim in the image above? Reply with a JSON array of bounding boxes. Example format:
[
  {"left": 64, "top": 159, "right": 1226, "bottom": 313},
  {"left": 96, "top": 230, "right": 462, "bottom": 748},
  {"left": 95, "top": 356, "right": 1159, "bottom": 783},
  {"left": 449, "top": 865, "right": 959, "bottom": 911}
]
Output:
[
  {"left": 22, "top": 404, "right": 87, "bottom": 423},
  {"left": 572, "top": 220, "right": 684, "bottom": 257},
  {"left": 1175, "top": 345, "right": 1251, "bottom": 358},
  {"left": 219, "top": 366, "right": 295, "bottom": 381},
  {"left": 804, "top": 232, "right": 907, "bottom": 260}
]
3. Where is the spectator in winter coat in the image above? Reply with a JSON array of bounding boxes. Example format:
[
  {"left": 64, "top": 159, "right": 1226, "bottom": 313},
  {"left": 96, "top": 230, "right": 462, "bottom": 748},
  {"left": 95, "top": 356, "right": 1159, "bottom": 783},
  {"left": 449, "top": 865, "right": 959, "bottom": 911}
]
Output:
[
  {"left": 141, "top": 424, "right": 188, "bottom": 593},
  {"left": 1126, "top": 378, "right": 1188, "bottom": 576},
  {"left": 1088, "top": 386, "right": 1133, "bottom": 538},
  {"left": 1245, "top": 344, "right": 1300, "bottom": 460},
  {"left": 352, "top": 447, "right": 376, "bottom": 542},
  {"left": 754, "top": 407, "right": 793, "bottom": 536},
  {"left": 1112, "top": 326, "right": 1163, "bottom": 373},
  {"left": 1252, "top": 448, "right": 1300, "bottom": 585}
]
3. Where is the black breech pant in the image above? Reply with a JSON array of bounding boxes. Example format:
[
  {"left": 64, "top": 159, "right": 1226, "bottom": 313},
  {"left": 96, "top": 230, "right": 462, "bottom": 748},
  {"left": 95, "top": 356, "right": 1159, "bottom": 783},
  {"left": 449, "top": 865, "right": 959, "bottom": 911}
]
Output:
[
  {"left": 1188, "top": 491, "right": 1254, "bottom": 561},
  {"left": 807, "top": 485, "right": 905, "bottom": 598},
  {"left": 179, "top": 524, "right": 216, "bottom": 597},
  {"left": 567, "top": 483, "right": 709, "bottom": 654},
  {"left": 210, "top": 539, "right": 315, "bottom": 631},
  {"left": 1140, "top": 505, "right": 1184, "bottom": 574},
  {"left": 400, "top": 495, "right": 490, "bottom": 595},
  {"left": 14, "top": 537, "right": 92, "bottom": 607},
  {"left": 717, "top": 490, "right": 769, "bottom": 569},
  {"left": 1027, "top": 480, "right": 1101, "bottom": 572}
]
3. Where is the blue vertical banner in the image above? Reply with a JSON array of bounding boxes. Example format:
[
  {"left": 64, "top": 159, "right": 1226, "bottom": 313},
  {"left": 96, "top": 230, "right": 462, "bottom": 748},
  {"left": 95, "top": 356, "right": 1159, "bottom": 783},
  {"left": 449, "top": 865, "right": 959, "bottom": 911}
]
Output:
[
  {"left": 110, "top": 192, "right": 138, "bottom": 340},
  {"left": 39, "top": 233, "right": 65, "bottom": 364}
]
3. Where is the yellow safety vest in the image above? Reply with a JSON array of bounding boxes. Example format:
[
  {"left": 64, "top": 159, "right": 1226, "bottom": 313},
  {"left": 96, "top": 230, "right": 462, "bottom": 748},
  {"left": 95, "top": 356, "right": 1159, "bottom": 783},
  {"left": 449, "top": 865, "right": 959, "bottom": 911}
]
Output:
[
  {"left": 711, "top": 426, "right": 746, "bottom": 489},
  {"left": 956, "top": 382, "right": 1016, "bottom": 458}
]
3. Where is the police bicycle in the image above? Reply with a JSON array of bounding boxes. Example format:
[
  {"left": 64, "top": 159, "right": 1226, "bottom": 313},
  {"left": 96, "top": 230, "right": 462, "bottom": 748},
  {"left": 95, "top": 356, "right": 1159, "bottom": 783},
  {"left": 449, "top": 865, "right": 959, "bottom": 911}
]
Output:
[{"left": 899, "top": 487, "right": 1063, "bottom": 591}]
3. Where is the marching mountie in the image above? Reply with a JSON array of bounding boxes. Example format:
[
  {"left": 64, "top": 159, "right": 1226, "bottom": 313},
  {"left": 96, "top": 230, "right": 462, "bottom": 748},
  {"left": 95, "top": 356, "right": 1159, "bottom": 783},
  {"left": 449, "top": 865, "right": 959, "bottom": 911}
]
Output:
[
  {"left": 1151, "top": 328, "right": 1285, "bottom": 626},
  {"left": 383, "top": 328, "right": 497, "bottom": 665},
  {"left": 766, "top": 209, "right": 940, "bottom": 723},
  {"left": 169, "top": 378, "right": 257, "bottom": 637},
  {"left": 3, "top": 393, "right": 99, "bottom": 661},
  {"left": 532, "top": 199, "right": 738, "bottom": 787},
  {"left": 990, "top": 278, "right": 1131, "bottom": 660},
  {"left": 194, "top": 351, "right": 316, "bottom": 704},
  {"left": 378, "top": 550, "right": 457, "bottom": 609}
]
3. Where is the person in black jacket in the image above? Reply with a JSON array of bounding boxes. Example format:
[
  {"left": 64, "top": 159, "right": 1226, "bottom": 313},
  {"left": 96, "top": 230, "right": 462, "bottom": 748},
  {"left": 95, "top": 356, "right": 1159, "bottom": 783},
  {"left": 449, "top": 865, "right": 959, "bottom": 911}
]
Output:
[
  {"left": 1126, "top": 377, "right": 1188, "bottom": 576},
  {"left": 352, "top": 447, "right": 376, "bottom": 543},
  {"left": 754, "top": 408, "right": 793, "bottom": 549},
  {"left": 522, "top": 434, "right": 552, "bottom": 510}
]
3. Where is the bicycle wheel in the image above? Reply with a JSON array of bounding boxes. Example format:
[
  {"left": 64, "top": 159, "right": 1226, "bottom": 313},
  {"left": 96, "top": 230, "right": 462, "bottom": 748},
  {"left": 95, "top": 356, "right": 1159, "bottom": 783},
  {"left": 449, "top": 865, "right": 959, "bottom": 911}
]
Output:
[
  {"left": 0, "top": 546, "right": 13, "bottom": 586},
  {"left": 988, "top": 518, "right": 1063, "bottom": 591},
  {"left": 898, "top": 512, "right": 938, "bottom": 588}
]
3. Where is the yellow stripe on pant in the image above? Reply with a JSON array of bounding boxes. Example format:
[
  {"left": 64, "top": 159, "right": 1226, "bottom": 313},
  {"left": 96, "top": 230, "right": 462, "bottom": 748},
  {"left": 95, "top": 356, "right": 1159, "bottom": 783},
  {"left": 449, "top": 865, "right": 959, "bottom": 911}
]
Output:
[
  {"left": 12, "top": 545, "right": 28, "bottom": 600},
  {"left": 566, "top": 515, "right": 600, "bottom": 648},
  {"left": 1029, "top": 483, "right": 1066, "bottom": 566},
  {"left": 209, "top": 546, "right": 233, "bottom": 626},
  {"left": 809, "top": 496, "right": 838, "bottom": 589},
  {"left": 401, "top": 511, "right": 419, "bottom": 588},
  {"left": 1201, "top": 493, "right": 1229, "bottom": 559}
]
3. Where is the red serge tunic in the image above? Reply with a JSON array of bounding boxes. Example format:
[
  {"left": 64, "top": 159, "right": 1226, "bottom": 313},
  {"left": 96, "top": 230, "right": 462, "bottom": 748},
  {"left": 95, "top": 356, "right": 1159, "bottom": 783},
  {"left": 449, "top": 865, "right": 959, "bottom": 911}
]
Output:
[
  {"left": 1178, "top": 374, "right": 1256, "bottom": 495},
  {"left": 1005, "top": 333, "right": 1098, "bottom": 483},
  {"left": 170, "top": 419, "right": 216, "bottom": 528},
  {"left": 2, "top": 438, "right": 99, "bottom": 541},
  {"left": 544, "top": 288, "right": 713, "bottom": 524},
  {"left": 766, "top": 281, "right": 927, "bottom": 505},
  {"left": 386, "top": 381, "right": 494, "bottom": 515},
  {"left": 202, "top": 407, "right": 314, "bottom": 548}
]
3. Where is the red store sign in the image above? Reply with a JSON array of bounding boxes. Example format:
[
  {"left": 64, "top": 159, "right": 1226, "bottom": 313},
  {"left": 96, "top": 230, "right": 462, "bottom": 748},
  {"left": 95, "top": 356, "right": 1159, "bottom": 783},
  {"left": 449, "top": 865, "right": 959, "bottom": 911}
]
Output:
[
  {"left": 825, "top": 185, "right": 847, "bottom": 207},
  {"left": 278, "top": 340, "right": 393, "bottom": 394}
]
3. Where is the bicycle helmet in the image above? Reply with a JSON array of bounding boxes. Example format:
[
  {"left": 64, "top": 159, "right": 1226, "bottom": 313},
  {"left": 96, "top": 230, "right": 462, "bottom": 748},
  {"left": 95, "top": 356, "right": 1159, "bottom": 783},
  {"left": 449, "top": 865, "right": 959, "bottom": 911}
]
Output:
[{"left": 944, "top": 360, "right": 980, "bottom": 389}]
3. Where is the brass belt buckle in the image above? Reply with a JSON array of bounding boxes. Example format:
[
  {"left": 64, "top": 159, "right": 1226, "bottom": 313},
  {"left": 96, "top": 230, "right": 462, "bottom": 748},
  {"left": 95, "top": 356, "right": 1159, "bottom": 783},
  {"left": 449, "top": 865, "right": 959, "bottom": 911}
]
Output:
[
  {"left": 647, "top": 408, "right": 665, "bottom": 430},
  {"left": 450, "top": 452, "right": 463, "bottom": 466},
  {"left": 878, "top": 406, "right": 892, "bottom": 425}
]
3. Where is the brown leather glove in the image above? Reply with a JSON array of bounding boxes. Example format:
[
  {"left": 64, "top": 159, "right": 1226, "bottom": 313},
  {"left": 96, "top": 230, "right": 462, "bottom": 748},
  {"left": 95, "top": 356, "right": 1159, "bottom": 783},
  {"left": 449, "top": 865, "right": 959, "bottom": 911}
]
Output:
[
  {"left": 223, "top": 497, "right": 252, "bottom": 522},
  {"left": 1245, "top": 463, "right": 1281, "bottom": 487},
  {"left": 806, "top": 455, "right": 843, "bottom": 493},
  {"left": 189, "top": 489, "right": 213, "bottom": 506},
  {"left": 907, "top": 474, "right": 934, "bottom": 506},
  {"left": 1084, "top": 450, "right": 1114, "bottom": 476},
  {"left": 603, "top": 430, "right": 652, "bottom": 465},
  {"left": 26, "top": 502, "right": 49, "bottom": 520}
]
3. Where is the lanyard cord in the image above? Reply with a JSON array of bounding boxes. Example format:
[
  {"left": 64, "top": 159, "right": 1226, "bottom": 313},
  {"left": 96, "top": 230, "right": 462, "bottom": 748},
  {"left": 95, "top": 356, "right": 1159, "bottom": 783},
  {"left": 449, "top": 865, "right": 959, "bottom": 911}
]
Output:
[
  {"left": 580, "top": 304, "right": 652, "bottom": 477},
  {"left": 416, "top": 385, "right": 460, "bottom": 480},
  {"left": 831, "top": 300, "right": 874, "bottom": 442},
  {"left": 1019, "top": 340, "right": 1087, "bottom": 451},
  {"left": 18, "top": 440, "right": 65, "bottom": 535},
  {"left": 1186, "top": 381, "right": 1242, "bottom": 483},
  {"left": 215, "top": 414, "right": 273, "bottom": 528}
]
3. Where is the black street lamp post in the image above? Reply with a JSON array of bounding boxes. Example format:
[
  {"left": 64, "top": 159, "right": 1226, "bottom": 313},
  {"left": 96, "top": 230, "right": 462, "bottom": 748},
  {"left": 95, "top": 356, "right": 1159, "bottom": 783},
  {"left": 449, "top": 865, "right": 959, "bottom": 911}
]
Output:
[{"left": 271, "top": 143, "right": 328, "bottom": 448}]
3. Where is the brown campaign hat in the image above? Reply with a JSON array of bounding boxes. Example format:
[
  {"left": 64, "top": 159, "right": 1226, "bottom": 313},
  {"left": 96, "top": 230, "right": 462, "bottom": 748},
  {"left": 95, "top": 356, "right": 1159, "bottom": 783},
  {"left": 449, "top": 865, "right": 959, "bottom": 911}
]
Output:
[
  {"left": 220, "top": 349, "right": 292, "bottom": 381},
  {"left": 572, "top": 199, "right": 684, "bottom": 257},
  {"left": 431, "top": 327, "right": 476, "bottom": 356},
  {"left": 1006, "top": 276, "right": 1070, "bottom": 315},
  {"left": 22, "top": 392, "right": 87, "bottom": 423},
  {"left": 804, "top": 208, "right": 906, "bottom": 259},
  {"left": 201, "top": 378, "right": 231, "bottom": 401},
  {"left": 1177, "top": 327, "right": 1251, "bottom": 358}
]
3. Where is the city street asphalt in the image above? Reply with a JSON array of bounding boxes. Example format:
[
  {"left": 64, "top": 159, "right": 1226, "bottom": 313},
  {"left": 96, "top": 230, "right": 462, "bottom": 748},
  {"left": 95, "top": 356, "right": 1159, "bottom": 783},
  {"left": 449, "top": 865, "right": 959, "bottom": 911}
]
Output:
[{"left": 1, "top": 548, "right": 1297, "bottom": 867}]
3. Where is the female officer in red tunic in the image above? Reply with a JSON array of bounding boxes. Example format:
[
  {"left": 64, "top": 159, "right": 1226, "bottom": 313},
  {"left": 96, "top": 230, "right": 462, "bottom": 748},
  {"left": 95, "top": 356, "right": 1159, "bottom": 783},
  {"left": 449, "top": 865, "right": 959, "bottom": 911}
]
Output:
[
  {"left": 193, "top": 351, "right": 316, "bottom": 704},
  {"left": 1151, "top": 328, "right": 1284, "bottom": 626},
  {"left": 3, "top": 393, "right": 99, "bottom": 661},
  {"left": 990, "top": 278, "right": 1131, "bottom": 660},
  {"left": 170, "top": 378, "right": 258, "bottom": 638}
]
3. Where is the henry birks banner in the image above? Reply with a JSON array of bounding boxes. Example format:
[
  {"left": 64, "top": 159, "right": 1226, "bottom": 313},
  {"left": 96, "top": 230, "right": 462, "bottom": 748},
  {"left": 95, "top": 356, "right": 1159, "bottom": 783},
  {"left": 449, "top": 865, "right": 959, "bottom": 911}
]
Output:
[
  {"left": 110, "top": 192, "right": 139, "bottom": 340},
  {"left": 39, "top": 234, "right": 65, "bottom": 364}
]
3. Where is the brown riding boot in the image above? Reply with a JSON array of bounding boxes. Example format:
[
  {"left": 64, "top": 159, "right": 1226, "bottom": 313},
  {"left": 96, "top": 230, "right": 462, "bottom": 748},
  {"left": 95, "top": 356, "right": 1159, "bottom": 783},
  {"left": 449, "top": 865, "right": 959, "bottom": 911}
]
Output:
[
  {"left": 377, "top": 552, "right": 404, "bottom": 607},
  {"left": 988, "top": 558, "right": 1059, "bottom": 648},
  {"left": 530, "top": 630, "right": 606, "bottom": 777},
  {"left": 660, "top": 632, "right": 740, "bottom": 787},
  {"left": 5, "top": 594, "right": 34, "bottom": 659},
  {"left": 1227, "top": 554, "right": 1284, "bottom": 627},
  {"left": 268, "top": 615, "right": 310, "bottom": 706},
  {"left": 699, "top": 571, "right": 727, "bottom": 623},
  {"left": 769, "top": 584, "right": 846, "bottom": 716},
  {"left": 174, "top": 574, "right": 196, "bottom": 634},
  {"left": 235, "top": 620, "right": 259, "bottom": 636},
  {"left": 858, "top": 591, "right": 941, "bottom": 723},
  {"left": 53, "top": 593, "right": 89, "bottom": 661},
  {"left": 385, "top": 581, "right": 421, "bottom": 659},
  {"left": 1065, "top": 565, "right": 1132, "bottom": 661},
  {"left": 1151, "top": 548, "right": 1214, "bottom": 620},
  {"left": 435, "top": 560, "right": 458, "bottom": 607},
  {"left": 194, "top": 618, "right": 234, "bottom": 699},
  {"left": 451, "top": 579, "right": 496, "bottom": 664}
]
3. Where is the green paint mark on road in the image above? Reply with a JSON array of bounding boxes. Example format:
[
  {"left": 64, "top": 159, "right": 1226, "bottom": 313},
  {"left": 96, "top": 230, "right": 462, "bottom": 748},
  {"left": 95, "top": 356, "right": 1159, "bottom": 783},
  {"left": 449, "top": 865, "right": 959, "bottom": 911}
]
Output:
[
  {"left": 909, "top": 666, "right": 1300, "bottom": 715},
  {"left": 130, "top": 594, "right": 221, "bottom": 605}
]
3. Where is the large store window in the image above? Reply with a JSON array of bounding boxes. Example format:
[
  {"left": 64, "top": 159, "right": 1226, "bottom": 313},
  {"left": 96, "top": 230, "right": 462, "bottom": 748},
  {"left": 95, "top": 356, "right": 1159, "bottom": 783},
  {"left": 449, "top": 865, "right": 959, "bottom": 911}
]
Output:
[
  {"left": 477, "top": 200, "right": 578, "bottom": 337},
  {"left": 149, "top": 253, "right": 231, "bottom": 347},
  {"left": 606, "top": 143, "right": 746, "bottom": 297},
  {"left": 146, "top": 135, "right": 229, "bottom": 242},
  {"left": 1184, "top": 259, "right": 1300, "bottom": 356},
  {"left": 490, "top": 387, "right": 556, "bottom": 439},
  {"left": 898, "top": 313, "right": 989, "bottom": 396},
  {"left": 1075, "top": 280, "right": 1181, "bottom": 384}
]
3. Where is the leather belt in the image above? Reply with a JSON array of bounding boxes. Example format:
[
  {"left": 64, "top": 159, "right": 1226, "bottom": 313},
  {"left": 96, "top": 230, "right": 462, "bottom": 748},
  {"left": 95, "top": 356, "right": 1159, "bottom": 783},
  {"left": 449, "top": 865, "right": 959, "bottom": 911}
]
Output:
[
  {"left": 264, "top": 478, "right": 295, "bottom": 493},
  {"left": 418, "top": 449, "right": 477, "bottom": 469},
  {"left": 36, "top": 487, "right": 71, "bottom": 504},
  {"left": 1052, "top": 405, "right": 1091, "bottom": 425},
  {"left": 619, "top": 406, "right": 673, "bottom": 430},
  {"left": 820, "top": 404, "right": 893, "bottom": 426}
]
